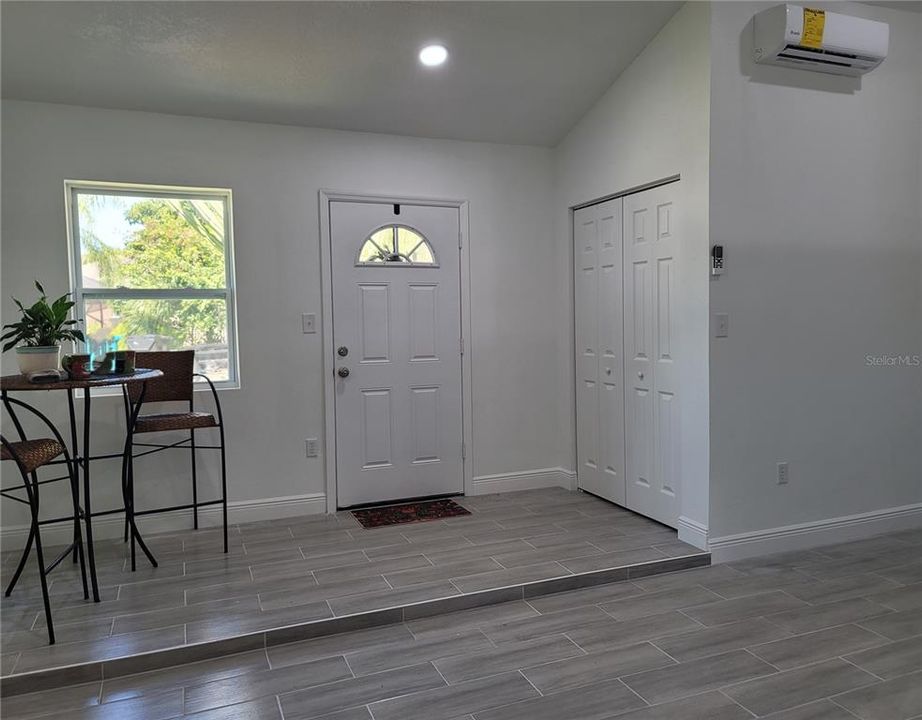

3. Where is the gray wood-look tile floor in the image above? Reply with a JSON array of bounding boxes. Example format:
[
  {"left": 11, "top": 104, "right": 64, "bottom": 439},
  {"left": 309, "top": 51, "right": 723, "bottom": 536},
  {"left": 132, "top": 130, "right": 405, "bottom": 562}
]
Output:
[
  {"left": 0, "top": 488, "right": 698, "bottom": 677},
  {"left": 2, "top": 526, "right": 921, "bottom": 719}
]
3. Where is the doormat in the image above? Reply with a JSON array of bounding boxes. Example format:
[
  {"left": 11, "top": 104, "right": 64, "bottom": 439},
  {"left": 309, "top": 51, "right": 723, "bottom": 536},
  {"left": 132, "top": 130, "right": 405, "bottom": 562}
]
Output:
[{"left": 352, "top": 499, "right": 471, "bottom": 529}]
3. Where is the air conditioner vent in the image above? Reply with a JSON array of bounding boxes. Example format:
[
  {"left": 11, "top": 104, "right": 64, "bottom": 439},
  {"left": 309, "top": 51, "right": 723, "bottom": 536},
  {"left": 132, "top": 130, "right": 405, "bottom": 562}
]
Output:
[{"left": 778, "top": 52, "right": 852, "bottom": 68}]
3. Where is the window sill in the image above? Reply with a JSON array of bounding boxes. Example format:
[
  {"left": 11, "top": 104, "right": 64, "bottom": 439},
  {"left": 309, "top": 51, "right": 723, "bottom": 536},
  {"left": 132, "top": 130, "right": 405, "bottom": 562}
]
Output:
[{"left": 77, "top": 381, "right": 241, "bottom": 399}]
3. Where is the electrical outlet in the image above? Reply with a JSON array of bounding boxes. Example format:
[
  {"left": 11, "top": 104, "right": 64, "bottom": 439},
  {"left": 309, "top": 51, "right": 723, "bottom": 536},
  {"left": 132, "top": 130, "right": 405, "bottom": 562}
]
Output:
[
  {"left": 302, "top": 313, "right": 316, "bottom": 334},
  {"left": 777, "top": 462, "right": 789, "bottom": 485},
  {"left": 305, "top": 438, "right": 320, "bottom": 458}
]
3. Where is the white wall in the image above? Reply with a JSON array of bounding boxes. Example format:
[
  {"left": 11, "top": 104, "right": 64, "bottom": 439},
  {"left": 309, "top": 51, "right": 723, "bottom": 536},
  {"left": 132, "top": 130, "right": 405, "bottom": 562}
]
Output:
[
  {"left": 553, "top": 2, "right": 712, "bottom": 546},
  {"left": 1, "top": 101, "right": 561, "bottom": 534},
  {"left": 708, "top": 2, "right": 922, "bottom": 545}
]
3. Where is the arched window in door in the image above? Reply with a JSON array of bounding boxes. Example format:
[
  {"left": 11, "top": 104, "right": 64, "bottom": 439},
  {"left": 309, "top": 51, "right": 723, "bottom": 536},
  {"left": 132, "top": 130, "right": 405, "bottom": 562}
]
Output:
[{"left": 356, "top": 225, "right": 438, "bottom": 266}]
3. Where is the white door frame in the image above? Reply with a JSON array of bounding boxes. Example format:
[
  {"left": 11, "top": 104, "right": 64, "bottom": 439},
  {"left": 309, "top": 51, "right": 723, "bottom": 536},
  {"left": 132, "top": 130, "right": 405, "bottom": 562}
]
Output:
[{"left": 319, "top": 190, "right": 473, "bottom": 513}]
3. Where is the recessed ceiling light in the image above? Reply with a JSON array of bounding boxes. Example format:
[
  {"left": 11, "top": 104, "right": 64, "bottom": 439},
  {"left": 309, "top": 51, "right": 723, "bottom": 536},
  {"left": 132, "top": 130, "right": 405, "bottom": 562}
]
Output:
[{"left": 419, "top": 44, "right": 448, "bottom": 67}]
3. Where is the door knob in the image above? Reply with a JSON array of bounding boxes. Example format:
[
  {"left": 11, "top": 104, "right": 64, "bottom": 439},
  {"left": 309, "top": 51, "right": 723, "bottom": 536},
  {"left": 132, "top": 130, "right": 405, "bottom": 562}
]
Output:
[
  {"left": 605, "top": 368, "right": 612, "bottom": 376},
  {"left": 638, "top": 371, "right": 644, "bottom": 380},
  {"left": 337, "top": 346, "right": 349, "bottom": 357},
  {"left": 337, "top": 367, "right": 350, "bottom": 378}
]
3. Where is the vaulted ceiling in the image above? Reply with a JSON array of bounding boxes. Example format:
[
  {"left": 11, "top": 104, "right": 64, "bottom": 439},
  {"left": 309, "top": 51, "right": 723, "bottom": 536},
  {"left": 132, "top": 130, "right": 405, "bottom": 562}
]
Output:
[{"left": 1, "top": 1, "right": 682, "bottom": 146}]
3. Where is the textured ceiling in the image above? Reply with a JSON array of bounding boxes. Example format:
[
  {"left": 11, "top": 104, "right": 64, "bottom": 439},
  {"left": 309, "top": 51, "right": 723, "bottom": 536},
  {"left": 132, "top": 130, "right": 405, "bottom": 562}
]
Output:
[{"left": 0, "top": 1, "right": 682, "bottom": 146}]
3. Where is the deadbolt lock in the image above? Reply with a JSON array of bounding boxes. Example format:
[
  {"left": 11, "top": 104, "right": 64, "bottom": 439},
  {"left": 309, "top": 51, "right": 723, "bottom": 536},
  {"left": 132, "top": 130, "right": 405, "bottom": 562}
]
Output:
[{"left": 337, "top": 346, "right": 349, "bottom": 357}]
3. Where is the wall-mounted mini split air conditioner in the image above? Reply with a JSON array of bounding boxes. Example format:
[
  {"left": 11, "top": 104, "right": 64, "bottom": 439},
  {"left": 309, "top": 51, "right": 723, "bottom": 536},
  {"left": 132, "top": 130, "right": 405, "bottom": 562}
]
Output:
[{"left": 753, "top": 4, "right": 889, "bottom": 76}]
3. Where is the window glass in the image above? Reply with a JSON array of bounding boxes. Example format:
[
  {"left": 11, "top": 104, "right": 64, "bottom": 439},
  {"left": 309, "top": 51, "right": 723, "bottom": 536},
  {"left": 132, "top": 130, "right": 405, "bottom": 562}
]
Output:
[
  {"left": 70, "top": 184, "right": 238, "bottom": 385},
  {"left": 357, "top": 225, "right": 436, "bottom": 266}
]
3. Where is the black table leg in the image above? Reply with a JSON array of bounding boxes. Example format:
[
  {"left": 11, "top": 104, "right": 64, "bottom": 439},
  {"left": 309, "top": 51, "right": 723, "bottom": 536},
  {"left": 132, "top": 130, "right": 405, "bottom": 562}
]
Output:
[
  {"left": 65, "top": 390, "right": 89, "bottom": 600},
  {"left": 71, "top": 388, "right": 100, "bottom": 602},
  {"left": 122, "top": 381, "right": 158, "bottom": 571}
]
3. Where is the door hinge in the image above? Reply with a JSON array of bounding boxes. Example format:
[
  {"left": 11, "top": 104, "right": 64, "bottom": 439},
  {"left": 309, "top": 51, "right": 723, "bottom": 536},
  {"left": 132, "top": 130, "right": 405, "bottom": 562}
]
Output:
[
  {"left": 460, "top": 336, "right": 465, "bottom": 355},
  {"left": 459, "top": 231, "right": 463, "bottom": 249},
  {"left": 461, "top": 442, "right": 466, "bottom": 460}
]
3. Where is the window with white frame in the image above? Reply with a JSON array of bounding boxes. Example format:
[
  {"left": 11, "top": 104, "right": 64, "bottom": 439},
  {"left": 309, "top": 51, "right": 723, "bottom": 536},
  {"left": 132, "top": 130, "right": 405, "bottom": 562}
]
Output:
[{"left": 67, "top": 181, "right": 239, "bottom": 386}]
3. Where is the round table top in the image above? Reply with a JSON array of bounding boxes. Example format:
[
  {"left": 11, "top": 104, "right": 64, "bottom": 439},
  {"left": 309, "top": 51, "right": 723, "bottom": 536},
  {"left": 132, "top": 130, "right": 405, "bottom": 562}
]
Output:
[{"left": 1, "top": 368, "right": 164, "bottom": 391}]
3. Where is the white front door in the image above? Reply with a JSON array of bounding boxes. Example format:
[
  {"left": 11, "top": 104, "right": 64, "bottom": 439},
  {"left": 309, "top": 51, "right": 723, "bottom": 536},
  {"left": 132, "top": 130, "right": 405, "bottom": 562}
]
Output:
[
  {"left": 574, "top": 198, "right": 626, "bottom": 504},
  {"left": 623, "top": 183, "right": 679, "bottom": 527},
  {"left": 330, "top": 200, "right": 463, "bottom": 508}
]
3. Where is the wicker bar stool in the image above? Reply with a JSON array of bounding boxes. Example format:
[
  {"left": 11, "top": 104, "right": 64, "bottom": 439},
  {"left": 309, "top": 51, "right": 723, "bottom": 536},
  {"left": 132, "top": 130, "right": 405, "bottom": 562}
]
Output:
[
  {"left": 1, "top": 398, "right": 88, "bottom": 644},
  {"left": 122, "top": 350, "right": 227, "bottom": 570}
]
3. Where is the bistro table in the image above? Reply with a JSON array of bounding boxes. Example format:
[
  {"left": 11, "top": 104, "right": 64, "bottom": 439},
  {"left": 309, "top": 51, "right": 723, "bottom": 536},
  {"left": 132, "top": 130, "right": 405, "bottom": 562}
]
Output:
[{"left": 1, "top": 368, "right": 164, "bottom": 601}]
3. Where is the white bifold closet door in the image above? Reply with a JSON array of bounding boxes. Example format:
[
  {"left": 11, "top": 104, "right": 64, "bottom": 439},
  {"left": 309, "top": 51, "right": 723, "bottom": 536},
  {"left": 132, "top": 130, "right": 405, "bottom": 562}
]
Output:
[
  {"left": 574, "top": 183, "right": 680, "bottom": 528},
  {"left": 574, "top": 198, "right": 626, "bottom": 505},
  {"left": 623, "top": 184, "right": 680, "bottom": 527}
]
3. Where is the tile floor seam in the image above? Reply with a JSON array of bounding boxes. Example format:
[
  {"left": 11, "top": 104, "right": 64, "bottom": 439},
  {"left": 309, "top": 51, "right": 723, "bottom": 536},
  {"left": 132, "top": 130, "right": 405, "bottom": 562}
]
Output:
[
  {"left": 827, "top": 694, "right": 871, "bottom": 718},
  {"left": 426, "top": 659, "right": 453, "bottom": 689},
  {"left": 516, "top": 667, "right": 544, "bottom": 697},
  {"left": 275, "top": 693, "right": 286, "bottom": 719},
  {"left": 674, "top": 607, "right": 709, "bottom": 628},
  {"left": 264, "top": 644, "right": 273, "bottom": 670},
  {"left": 646, "top": 640, "right": 682, "bottom": 665},
  {"left": 758, "top": 612, "right": 793, "bottom": 633},
  {"left": 837, "top": 654, "right": 887, "bottom": 682},
  {"left": 521, "top": 598, "right": 541, "bottom": 615},
  {"left": 740, "top": 646, "right": 781, "bottom": 672},
  {"left": 715, "top": 689, "right": 757, "bottom": 718},
  {"left": 341, "top": 652, "right": 357, "bottom": 679},
  {"left": 618, "top": 674, "right": 655, "bottom": 707}
]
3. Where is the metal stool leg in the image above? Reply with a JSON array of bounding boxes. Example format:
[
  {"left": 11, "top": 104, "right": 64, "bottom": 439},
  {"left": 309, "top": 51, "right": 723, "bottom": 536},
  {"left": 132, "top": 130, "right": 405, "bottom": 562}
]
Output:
[
  {"left": 4, "top": 524, "right": 34, "bottom": 597},
  {"left": 191, "top": 426, "right": 199, "bottom": 530},
  {"left": 219, "top": 424, "right": 228, "bottom": 554},
  {"left": 26, "top": 471, "right": 55, "bottom": 645},
  {"left": 69, "top": 469, "right": 89, "bottom": 601}
]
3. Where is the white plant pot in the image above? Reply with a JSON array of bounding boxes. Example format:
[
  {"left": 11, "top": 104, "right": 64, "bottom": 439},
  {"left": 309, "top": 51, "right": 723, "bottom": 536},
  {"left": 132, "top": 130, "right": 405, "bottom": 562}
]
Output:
[{"left": 16, "top": 346, "right": 61, "bottom": 374}]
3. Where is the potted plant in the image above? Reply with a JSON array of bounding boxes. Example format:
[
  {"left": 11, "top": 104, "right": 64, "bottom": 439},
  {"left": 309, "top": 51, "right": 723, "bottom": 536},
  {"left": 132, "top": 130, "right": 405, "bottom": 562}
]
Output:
[{"left": 2, "top": 281, "right": 86, "bottom": 375}]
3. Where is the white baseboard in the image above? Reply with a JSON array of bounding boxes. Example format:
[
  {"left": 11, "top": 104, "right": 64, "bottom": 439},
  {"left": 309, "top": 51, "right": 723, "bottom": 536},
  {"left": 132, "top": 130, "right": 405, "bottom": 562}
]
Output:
[
  {"left": 470, "top": 467, "right": 576, "bottom": 496},
  {"left": 708, "top": 503, "right": 922, "bottom": 563},
  {"left": 678, "top": 515, "right": 709, "bottom": 551},
  {"left": 1, "top": 493, "right": 327, "bottom": 549}
]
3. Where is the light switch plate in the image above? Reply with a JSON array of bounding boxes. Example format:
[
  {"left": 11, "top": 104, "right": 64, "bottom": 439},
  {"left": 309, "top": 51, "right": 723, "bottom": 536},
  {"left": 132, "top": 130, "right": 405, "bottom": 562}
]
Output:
[
  {"left": 302, "top": 313, "right": 316, "bottom": 334},
  {"left": 714, "top": 313, "right": 730, "bottom": 338}
]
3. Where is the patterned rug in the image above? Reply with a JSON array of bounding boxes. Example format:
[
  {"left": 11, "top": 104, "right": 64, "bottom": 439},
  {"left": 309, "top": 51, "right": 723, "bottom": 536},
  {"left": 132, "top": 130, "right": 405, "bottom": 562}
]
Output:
[{"left": 352, "top": 498, "right": 471, "bottom": 529}]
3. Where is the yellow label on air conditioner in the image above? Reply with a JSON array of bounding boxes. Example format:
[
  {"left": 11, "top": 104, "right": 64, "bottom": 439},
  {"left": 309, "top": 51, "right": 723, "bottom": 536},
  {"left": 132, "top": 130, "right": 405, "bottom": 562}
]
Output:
[{"left": 802, "top": 7, "right": 826, "bottom": 49}]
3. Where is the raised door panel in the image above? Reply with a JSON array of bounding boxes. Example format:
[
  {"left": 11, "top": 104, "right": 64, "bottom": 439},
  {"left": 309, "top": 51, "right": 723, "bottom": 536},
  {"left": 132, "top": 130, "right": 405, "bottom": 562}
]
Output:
[
  {"left": 358, "top": 284, "right": 391, "bottom": 363},
  {"left": 361, "top": 389, "right": 394, "bottom": 468},
  {"left": 408, "top": 284, "right": 439, "bottom": 362},
  {"left": 655, "top": 390, "right": 678, "bottom": 500},
  {"left": 628, "top": 387, "right": 653, "bottom": 489},
  {"left": 410, "top": 385, "right": 440, "bottom": 463}
]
